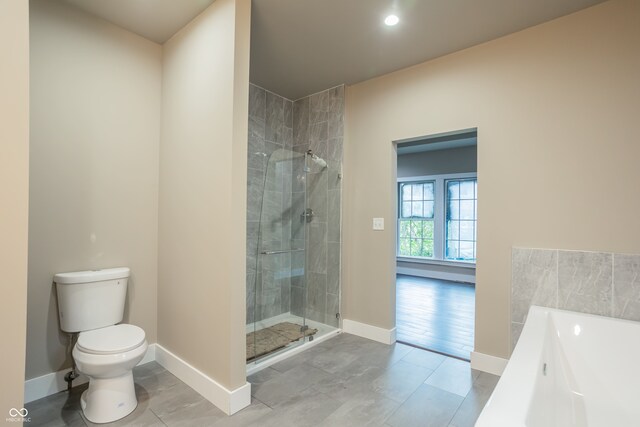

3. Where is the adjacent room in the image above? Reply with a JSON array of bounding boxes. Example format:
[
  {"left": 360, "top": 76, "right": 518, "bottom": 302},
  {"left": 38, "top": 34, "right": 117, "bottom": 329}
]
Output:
[
  {"left": 1, "top": 0, "right": 639, "bottom": 426},
  {"left": 395, "top": 130, "right": 477, "bottom": 360}
]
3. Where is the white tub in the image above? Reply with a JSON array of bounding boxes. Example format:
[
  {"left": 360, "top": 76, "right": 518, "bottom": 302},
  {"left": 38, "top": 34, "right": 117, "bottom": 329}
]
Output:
[{"left": 476, "top": 306, "right": 640, "bottom": 427}]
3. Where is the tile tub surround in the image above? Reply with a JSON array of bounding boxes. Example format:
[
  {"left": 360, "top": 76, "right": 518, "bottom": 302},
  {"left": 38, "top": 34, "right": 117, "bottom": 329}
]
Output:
[
  {"left": 511, "top": 247, "right": 640, "bottom": 350},
  {"left": 26, "top": 334, "right": 499, "bottom": 426},
  {"left": 246, "top": 83, "right": 344, "bottom": 328}
]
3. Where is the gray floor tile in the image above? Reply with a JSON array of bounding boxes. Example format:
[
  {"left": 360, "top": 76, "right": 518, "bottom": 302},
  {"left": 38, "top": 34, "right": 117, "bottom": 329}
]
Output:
[
  {"left": 157, "top": 392, "right": 226, "bottom": 426},
  {"left": 400, "top": 348, "right": 447, "bottom": 370},
  {"left": 25, "top": 335, "right": 499, "bottom": 427},
  {"left": 448, "top": 384, "right": 493, "bottom": 427},
  {"left": 251, "top": 363, "right": 333, "bottom": 408},
  {"left": 256, "top": 386, "right": 342, "bottom": 427},
  {"left": 247, "top": 366, "right": 281, "bottom": 384},
  {"left": 268, "top": 343, "right": 329, "bottom": 373},
  {"left": 147, "top": 381, "right": 208, "bottom": 420},
  {"left": 370, "top": 360, "right": 434, "bottom": 403},
  {"left": 424, "top": 357, "right": 480, "bottom": 397},
  {"left": 25, "top": 385, "right": 87, "bottom": 427},
  {"left": 387, "top": 384, "right": 464, "bottom": 427},
  {"left": 211, "top": 399, "right": 272, "bottom": 427},
  {"left": 318, "top": 393, "right": 399, "bottom": 427}
]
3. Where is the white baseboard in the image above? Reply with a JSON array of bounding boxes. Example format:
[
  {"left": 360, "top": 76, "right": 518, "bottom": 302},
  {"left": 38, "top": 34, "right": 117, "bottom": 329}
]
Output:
[
  {"left": 154, "top": 344, "right": 250, "bottom": 415},
  {"left": 397, "top": 266, "right": 476, "bottom": 284},
  {"left": 342, "top": 319, "right": 396, "bottom": 345},
  {"left": 24, "top": 343, "right": 158, "bottom": 404},
  {"left": 470, "top": 351, "right": 508, "bottom": 376}
]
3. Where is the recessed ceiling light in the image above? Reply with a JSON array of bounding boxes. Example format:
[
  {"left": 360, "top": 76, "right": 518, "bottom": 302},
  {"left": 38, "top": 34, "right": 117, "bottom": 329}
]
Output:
[{"left": 384, "top": 15, "right": 399, "bottom": 26}]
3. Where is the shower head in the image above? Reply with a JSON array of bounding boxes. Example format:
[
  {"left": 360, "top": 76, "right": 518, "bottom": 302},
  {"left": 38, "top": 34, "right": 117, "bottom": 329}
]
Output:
[
  {"left": 306, "top": 150, "right": 327, "bottom": 169},
  {"left": 312, "top": 155, "right": 327, "bottom": 169}
]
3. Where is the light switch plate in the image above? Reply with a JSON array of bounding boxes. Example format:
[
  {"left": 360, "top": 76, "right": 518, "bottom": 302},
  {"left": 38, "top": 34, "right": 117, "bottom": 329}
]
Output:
[{"left": 373, "top": 218, "right": 384, "bottom": 230}]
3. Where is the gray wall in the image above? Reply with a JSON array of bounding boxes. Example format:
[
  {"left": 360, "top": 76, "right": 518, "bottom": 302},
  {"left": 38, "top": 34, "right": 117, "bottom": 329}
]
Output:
[
  {"left": 511, "top": 248, "right": 640, "bottom": 353},
  {"left": 291, "top": 86, "right": 344, "bottom": 327},
  {"left": 246, "top": 84, "right": 344, "bottom": 327},
  {"left": 246, "top": 84, "right": 294, "bottom": 323},
  {"left": 397, "top": 145, "right": 477, "bottom": 178}
]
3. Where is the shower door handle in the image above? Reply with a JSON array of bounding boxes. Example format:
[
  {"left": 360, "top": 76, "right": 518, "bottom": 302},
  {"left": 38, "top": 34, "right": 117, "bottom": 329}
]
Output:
[{"left": 260, "top": 248, "right": 305, "bottom": 255}]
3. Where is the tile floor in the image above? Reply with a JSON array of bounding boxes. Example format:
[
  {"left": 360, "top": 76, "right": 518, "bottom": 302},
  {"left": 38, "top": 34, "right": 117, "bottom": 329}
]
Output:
[{"left": 25, "top": 333, "right": 498, "bottom": 427}]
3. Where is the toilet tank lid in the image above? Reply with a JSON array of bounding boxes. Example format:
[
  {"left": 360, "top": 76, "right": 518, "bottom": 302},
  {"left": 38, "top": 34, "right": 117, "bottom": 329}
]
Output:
[{"left": 54, "top": 267, "right": 130, "bottom": 285}]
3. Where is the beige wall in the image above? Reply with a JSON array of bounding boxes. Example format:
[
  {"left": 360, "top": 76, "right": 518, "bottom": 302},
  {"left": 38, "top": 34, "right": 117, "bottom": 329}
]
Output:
[
  {"left": 343, "top": 0, "right": 640, "bottom": 359},
  {"left": 0, "top": 0, "right": 30, "bottom": 412},
  {"left": 27, "top": 0, "right": 161, "bottom": 379},
  {"left": 158, "top": 0, "right": 250, "bottom": 390}
]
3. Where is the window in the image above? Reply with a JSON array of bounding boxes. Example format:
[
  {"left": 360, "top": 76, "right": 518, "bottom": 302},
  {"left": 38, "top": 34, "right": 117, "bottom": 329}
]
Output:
[
  {"left": 398, "top": 181, "right": 435, "bottom": 257},
  {"left": 397, "top": 174, "right": 477, "bottom": 263},
  {"left": 445, "top": 178, "right": 477, "bottom": 261}
]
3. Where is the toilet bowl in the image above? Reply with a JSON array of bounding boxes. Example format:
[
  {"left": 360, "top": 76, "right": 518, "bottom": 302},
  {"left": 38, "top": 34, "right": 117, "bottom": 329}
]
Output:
[
  {"left": 54, "top": 267, "right": 148, "bottom": 424},
  {"left": 73, "top": 324, "right": 148, "bottom": 424}
]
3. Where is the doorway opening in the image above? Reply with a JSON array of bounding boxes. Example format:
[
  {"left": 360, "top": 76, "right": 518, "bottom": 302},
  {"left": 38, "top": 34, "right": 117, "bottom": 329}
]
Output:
[{"left": 394, "top": 129, "right": 477, "bottom": 361}]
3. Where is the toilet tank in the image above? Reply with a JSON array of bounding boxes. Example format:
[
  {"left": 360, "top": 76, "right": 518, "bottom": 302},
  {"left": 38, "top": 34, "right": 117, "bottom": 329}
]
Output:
[{"left": 54, "top": 267, "right": 130, "bottom": 333}]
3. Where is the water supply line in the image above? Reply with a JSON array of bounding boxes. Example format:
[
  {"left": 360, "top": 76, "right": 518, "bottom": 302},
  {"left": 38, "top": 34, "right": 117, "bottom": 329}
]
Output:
[{"left": 64, "top": 333, "right": 79, "bottom": 391}]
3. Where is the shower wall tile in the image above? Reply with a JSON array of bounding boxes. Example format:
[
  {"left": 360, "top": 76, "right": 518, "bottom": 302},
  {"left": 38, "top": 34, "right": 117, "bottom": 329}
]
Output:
[
  {"left": 249, "top": 84, "right": 266, "bottom": 120},
  {"left": 293, "top": 97, "right": 309, "bottom": 146},
  {"left": 308, "top": 222, "right": 327, "bottom": 274},
  {"left": 246, "top": 269, "right": 256, "bottom": 323},
  {"left": 613, "top": 253, "right": 640, "bottom": 321},
  {"left": 511, "top": 248, "right": 557, "bottom": 324},
  {"left": 309, "top": 90, "right": 329, "bottom": 124},
  {"left": 307, "top": 272, "right": 327, "bottom": 311},
  {"left": 328, "top": 85, "right": 344, "bottom": 115},
  {"left": 266, "top": 91, "right": 284, "bottom": 143},
  {"left": 248, "top": 116, "right": 265, "bottom": 171},
  {"left": 283, "top": 127, "right": 293, "bottom": 148},
  {"left": 284, "top": 99, "right": 293, "bottom": 129},
  {"left": 327, "top": 116, "right": 343, "bottom": 140},
  {"left": 558, "top": 250, "right": 612, "bottom": 317},
  {"left": 327, "top": 137, "right": 343, "bottom": 162},
  {"left": 511, "top": 322, "right": 524, "bottom": 352},
  {"left": 327, "top": 242, "right": 341, "bottom": 295},
  {"left": 247, "top": 171, "right": 265, "bottom": 222},
  {"left": 248, "top": 84, "right": 344, "bottom": 326},
  {"left": 309, "top": 122, "right": 328, "bottom": 160},
  {"left": 327, "top": 189, "right": 341, "bottom": 243},
  {"left": 281, "top": 278, "right": 291, "bottom": 313},
  {"left": 307, "top": 172, "right": 328, "bottom": 222},
  {"left": 326, "top": 293, "right": 340, "bottom": 327},
  {"left": 261, "top": 289, "right": 282, "bottom": 320},
  {"left": 328, "top": 159, "right": 341, "bottom": 190}
]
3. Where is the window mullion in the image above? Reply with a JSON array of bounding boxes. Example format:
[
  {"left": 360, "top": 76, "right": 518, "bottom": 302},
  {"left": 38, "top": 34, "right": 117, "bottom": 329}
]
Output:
[{"left": 434, "top": 177, "right": 445, "bottom": 260}]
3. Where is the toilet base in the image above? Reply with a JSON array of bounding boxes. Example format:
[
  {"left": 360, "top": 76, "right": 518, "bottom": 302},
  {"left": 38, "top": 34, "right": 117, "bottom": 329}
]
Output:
[{"left": 80, "top": 371, "right": 138, "bottom": 424}]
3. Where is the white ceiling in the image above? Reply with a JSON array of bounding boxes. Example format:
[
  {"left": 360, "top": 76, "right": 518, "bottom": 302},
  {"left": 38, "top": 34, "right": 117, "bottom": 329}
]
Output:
[
  {"left": 61, "top": 0, "right": 606, "bottom": 99},
  {"left": 62, "top": 0, "right": 214, "bottom": 44}
]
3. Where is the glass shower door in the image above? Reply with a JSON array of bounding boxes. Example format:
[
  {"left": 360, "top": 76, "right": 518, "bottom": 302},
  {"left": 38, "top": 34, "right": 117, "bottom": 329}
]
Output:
[{"left": 247, "top": 148, "right": 307, "bottom": 363}]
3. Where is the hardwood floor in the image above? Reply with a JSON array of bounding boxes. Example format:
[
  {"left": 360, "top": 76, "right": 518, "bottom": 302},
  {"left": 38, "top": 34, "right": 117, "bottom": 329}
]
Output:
[{"left": 396, "top": 274, "right": 475, "bottom": 360}]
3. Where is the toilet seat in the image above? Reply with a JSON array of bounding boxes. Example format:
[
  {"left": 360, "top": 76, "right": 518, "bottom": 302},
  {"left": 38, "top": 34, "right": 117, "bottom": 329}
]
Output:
[{"left": 77, "top": 324, "right": 146, "bottom": 355}]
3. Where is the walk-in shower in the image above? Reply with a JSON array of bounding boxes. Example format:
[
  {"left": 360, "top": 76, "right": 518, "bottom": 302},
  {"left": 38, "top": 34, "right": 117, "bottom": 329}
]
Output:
[{"left": 246, "top": 84, "right": 344, "bottom": 367}]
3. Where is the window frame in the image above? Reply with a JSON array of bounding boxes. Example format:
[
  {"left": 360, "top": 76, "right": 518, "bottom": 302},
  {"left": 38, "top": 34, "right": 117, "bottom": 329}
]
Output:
[
  {"left": 397, "top": 172, "right": 477, "bottom": 266},
  {"left": 397, "top": 180, "right": 436, "bottom": 259}
]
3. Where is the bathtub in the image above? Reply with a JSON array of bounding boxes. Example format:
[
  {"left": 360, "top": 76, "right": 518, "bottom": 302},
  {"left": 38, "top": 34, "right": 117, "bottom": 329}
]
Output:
[{"left": 476, "top": 306, "right": 640, "bottom": 427}]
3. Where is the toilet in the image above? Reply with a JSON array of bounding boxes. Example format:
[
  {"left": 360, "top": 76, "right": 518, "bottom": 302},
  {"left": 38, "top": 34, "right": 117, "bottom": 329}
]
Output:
[{"left": 54, "top": 267, "right": 148, "bottom": 424}]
